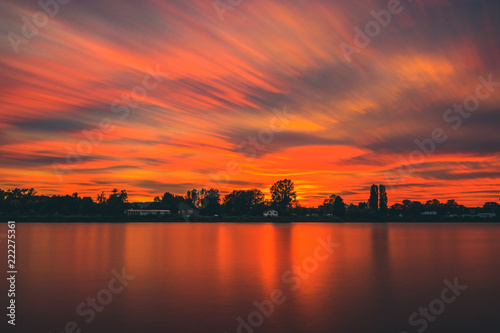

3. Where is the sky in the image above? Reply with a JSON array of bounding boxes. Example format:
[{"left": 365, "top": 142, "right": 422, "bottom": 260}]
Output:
[{"left": 0, "top": 0, "right": 499, "bottom": 206}]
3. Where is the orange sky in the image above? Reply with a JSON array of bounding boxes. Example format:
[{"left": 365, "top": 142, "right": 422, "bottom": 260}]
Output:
[{"left": 0, "top": 0, "right": 499, "bottom": 206}]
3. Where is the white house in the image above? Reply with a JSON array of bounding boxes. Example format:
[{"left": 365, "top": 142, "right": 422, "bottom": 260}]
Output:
[
  {"left": 263, "top": 209, "right": 278, "bottom": 217},
  {"left": 421, "top": 211, "right": 437, "bottom": 216},
  {"left": 126, "top": 209, "right": 170, "bottom": 216}
]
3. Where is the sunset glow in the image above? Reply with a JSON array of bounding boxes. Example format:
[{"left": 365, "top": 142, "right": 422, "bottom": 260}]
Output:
[{"left": 1, "top": 0, "right": 499, "bottom": 205}]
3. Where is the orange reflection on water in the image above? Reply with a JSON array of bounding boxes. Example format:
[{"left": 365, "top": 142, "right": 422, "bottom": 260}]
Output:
[{"left": 13, "top": 222, "right": 500, "bottom": 333}]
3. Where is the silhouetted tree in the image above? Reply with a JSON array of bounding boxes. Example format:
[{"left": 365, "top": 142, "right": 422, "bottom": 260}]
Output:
[
  {"left": 147, "top": 196, "right": 163, "bottom": 209},
  {"left": 199, "top": 188, "right": 221, "bottom": 215},
  {"left": 483, "top": 202, "right": 500, "bottom": 215},
  {"left": 379, "top": 184, "right": 388, "bottom": 216},
  {"left": 319, "top": 194, "right": 337, "bottom": 215},
  {"left": 333, "top": 196, "right": 346, "bottom": 217},
  {"left": 106, "top": 189, "right": 128, "bottom": 216},
  {"left": 347, "top": 203, "right": 376, "bottom": 220},
  {"left": 390, "top": 200, "right": 425, "bottom": 217},
  {"left": 160, "top": 192, "right": 185, "bottom": 212},
  {"left": 185, "top": 188, "right": 221, "bottom": 215},
  {"left": 425, "top": 199, "right": 443, "bottom": 215},
  {"left": 186, "top": 189, "right": 199, "bottom": 207},
  {"left": 1, "top": 186, "right": 498, "bottom": 222},
  {"left": 223, "top": 189, "right": 265, "bottom": 215},
  {"left": 443, "top": 199, "right": 466, "bottom": 215},
  {"left": 97, "top": 192, "right": 106, "bottom": 204},
  {"left": 368, "top": 184, "right": 379, "bottom": 213},
  {"left": 80, "top": 196, "right": 96, "bottom": 215},
  {"left": 270, "top": 179, "right": 297, "bottom": 215}
]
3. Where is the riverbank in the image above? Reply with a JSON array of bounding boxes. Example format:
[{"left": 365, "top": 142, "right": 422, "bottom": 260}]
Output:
[{"left": 1, "top": 214, "right": 499, "bottom": 223}]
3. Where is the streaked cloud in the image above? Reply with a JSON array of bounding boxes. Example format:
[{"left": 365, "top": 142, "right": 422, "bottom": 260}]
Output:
[{"left": 0, "top": 0, "right": 499, "bottom": 205}]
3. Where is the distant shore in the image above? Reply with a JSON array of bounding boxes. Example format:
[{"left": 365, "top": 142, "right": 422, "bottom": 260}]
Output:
[{"left": 2, "top": 215, "right": 498, "bottom": 223}]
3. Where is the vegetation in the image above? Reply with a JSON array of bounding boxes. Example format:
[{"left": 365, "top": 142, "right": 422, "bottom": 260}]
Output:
[
  {"left": 270, "top": 179, "right": 297, "bottom": 215},
  {"left": 318, "top": 194, "right": 345, "bottom": 217},
  {"left": 224, "top": 189, "right": 266, "bottom": 216},
  {"left": 1, "top": 181, "right": 499, "bottom": 222},
  {"left": 0, "top": 188, "right": 128, "bottom": 218},
  {"left": 379, "top": 185, "right": 388, "bottom": 216},
  {"left": 369, "top": 184, "right": 379, "bottom": 213}
]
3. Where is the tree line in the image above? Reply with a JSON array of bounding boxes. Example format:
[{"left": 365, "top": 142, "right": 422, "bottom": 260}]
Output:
[
  {"left": 0, "top": 188, "right": 128, "bottom": 217},
  {"left": 1, "top": 180, "right": 499, "bottom": 219}
]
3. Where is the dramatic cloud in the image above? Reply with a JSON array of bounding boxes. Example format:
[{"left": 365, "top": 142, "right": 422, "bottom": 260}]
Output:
[{"left": 0, "top": 0, "right": 499, "bottom": 205}]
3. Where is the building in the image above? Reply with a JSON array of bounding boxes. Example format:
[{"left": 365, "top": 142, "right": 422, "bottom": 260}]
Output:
[
  {"left": 478, "top": 212, "right": 496, "bottom": 218},
  {"left": 126, "top": 209, "right": 170, "bottom": 216},
  {"left": 263, "top": 209, "right": 278, "bottom": 217},
  {"left": 421, "top": 211, "right": 437, "bottom": 216}
]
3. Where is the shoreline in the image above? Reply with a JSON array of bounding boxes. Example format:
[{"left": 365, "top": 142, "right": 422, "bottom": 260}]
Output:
[{"left": 1, "top": 216, "right": 498, "bottom": 223}]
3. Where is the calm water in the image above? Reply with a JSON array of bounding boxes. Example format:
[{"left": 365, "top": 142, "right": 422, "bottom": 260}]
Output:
[{"left": 2, "top": 223, "right": 500, "bottom": 333}]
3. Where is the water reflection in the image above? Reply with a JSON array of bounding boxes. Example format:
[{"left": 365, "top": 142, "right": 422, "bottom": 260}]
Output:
[{"left": 6, "top": 223, "right": 500, "bottom": 333}]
